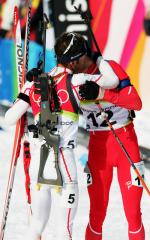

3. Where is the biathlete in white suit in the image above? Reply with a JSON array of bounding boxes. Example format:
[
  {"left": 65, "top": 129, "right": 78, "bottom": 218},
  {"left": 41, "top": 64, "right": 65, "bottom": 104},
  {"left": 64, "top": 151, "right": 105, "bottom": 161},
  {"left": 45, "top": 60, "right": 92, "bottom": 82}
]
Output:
[{"left": 5, "top": 32, "right": 119, "bottom": 240}]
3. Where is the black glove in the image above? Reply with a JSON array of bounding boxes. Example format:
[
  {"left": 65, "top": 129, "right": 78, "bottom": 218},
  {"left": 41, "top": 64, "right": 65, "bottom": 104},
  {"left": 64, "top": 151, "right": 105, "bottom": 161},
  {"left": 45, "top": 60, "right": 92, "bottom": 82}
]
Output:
[
  {"left": 85, "top": 40, "right": 100, "bottom": 63},
  {"left": 91, "top": 51, "right": 100, "bottom": 63},
  {"left": 26, "top": 68, "right": 42, "bottom": 94},
  {"left": 79, "top": 81, "right": 99, "bottom": 100},
  {"left": 0, "top": 29, "right": 8, "bottom": 38},
  {"left": 26, "top": 68, "right": 42, "bottom": 82}
]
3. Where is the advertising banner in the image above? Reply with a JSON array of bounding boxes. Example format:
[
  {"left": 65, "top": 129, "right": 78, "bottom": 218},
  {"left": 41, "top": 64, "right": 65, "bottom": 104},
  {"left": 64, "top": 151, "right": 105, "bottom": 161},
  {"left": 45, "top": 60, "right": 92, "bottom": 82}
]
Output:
[
  {"left": 51, "top": 0, "right": 90, "bottom": 40},
  {"left": 88, "top": 0, "right": 150, "bottom": 110}
]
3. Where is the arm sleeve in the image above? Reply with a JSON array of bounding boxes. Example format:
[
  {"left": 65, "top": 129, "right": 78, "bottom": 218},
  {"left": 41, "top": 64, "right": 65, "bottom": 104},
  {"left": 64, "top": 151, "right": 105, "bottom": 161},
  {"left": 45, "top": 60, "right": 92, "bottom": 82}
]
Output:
[
  {"left": 5, "top": 81, "right": 32, "bottom": 125},
  {"left": 102, "top": 86, "right": 142, "bottom": 110},
  {"left": 5, "top": 99, "right": 29, "bottom": 125},
  {"left": 95, "top": 58, "right": 119, "bottom": 89},
  {"left": 107, "top": 60, "right": 129, "bottom": 80}
]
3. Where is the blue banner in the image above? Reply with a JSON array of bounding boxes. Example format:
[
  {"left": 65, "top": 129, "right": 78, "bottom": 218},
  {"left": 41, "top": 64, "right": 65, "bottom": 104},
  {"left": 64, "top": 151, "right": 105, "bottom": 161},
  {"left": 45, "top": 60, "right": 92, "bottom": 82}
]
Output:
[{"left": 0, "top": 38, "right": 56, "bottom": 102}]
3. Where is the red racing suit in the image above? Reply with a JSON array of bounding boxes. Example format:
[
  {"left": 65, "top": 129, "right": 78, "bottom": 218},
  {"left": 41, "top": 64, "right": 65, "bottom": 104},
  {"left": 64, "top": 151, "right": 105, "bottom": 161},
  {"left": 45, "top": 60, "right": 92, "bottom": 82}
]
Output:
[{"left": 83, "top": 61, "right": 145, "bottom": 240}]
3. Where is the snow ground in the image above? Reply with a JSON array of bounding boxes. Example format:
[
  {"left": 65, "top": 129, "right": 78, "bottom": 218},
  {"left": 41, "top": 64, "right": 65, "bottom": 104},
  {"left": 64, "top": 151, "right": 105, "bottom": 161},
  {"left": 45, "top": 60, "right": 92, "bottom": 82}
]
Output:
[{"left": 0, "top": 111, "right": 150, "bottom": 240}]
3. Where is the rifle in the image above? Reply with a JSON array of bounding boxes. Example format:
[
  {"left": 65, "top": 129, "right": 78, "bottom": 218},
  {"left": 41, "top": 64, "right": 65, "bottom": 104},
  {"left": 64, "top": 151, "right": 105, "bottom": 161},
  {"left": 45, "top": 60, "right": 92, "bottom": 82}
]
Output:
[{"left": 35, "top": 14, "right": 63, "bottom": 188}]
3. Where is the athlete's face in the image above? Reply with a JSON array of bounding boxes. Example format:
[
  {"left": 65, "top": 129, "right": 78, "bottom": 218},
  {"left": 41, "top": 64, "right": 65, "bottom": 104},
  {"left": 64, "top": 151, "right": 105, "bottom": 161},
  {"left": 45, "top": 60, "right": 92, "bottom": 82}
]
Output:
[{"left": 72, "top": 55, "right": 93, "bottom": 73}]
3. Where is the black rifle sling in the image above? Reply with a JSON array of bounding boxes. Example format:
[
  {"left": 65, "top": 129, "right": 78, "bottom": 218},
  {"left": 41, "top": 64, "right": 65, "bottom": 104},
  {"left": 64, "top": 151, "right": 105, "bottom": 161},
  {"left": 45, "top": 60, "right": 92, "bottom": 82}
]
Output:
[{"left": 66, "top": 74, "right": 79, "bottom": 114}]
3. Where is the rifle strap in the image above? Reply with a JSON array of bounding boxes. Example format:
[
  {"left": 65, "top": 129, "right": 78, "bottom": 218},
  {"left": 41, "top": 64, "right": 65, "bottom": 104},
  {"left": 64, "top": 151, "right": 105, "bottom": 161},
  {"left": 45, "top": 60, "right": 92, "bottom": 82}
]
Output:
[{"left": 66, "top": 74, "right": 79, "bottom": 114}]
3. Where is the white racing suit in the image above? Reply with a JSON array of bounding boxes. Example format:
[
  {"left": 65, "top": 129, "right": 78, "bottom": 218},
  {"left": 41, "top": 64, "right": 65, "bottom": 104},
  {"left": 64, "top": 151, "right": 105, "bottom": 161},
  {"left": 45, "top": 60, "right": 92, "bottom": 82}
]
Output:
[{"left": 5, "top": 58, "right": 119, "bottom": 240}]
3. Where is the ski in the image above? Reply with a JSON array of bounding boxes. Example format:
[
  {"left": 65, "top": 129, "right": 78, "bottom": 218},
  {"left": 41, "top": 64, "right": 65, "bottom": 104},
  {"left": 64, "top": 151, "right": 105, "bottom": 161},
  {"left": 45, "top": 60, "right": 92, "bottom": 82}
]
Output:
[
  {"left": 19, "top": 0, "right": 32, "bottom": 207},
  {"left": 0, "top": 2, "right": 32, "bottom": 239},
  {"left": 14, "top": 5, "right": 23, "bottom": 90}
]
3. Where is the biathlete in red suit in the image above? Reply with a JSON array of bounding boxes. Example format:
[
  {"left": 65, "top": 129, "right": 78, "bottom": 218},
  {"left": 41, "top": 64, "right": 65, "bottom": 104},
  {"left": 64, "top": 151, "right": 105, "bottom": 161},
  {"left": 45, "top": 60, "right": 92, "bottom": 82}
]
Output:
[{"left": 79, "top": 56, "right": 145, "bottom": 240}]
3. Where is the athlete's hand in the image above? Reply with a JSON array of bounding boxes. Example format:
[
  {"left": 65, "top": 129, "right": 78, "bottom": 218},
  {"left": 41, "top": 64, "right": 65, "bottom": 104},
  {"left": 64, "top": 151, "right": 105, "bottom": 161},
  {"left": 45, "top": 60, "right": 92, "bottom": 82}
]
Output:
[
  {"left": 26, "top": 68, "right": 42, "bottom": 94},
  {"left": 26, "top": 68, "right": 41, "bottom": 82},
  {"left": 0, "top": 29, "right": 8, "bottom": 38},
  {"left": 79, "top": 81, "right": 99, "bottom": 100}
]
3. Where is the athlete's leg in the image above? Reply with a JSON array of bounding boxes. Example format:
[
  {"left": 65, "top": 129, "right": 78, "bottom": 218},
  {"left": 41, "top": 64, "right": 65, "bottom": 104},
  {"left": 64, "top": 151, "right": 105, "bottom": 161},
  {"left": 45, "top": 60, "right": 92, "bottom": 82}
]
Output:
[
  {"left": 24, "top": 139, "right": 52, "bottom": 240},
  {"left": 26, "top": 184, "right": 51, "bottom": 240},
  {"left": 117, "top": 125, "right": 145, "bottom": 240},
  {"left": 57, "top": 148, "right": 79, "bottom": 240},
  {"left": 85, "top": 132, "right": 113, "bottom": 240},
  {"left": 85, "top": 168, "right": 113, "bottom": 240}
]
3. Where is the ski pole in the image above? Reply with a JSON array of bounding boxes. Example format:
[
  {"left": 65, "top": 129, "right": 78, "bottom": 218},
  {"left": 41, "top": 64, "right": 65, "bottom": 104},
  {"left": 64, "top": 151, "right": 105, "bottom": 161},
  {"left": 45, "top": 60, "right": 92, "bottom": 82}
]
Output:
[
  {"left": 75, "top": 5, "right": 150, "bottom": 196},
  {"left": 97, "top": 104, "right": 150, "bottom": 196},
  {"left": 0, "top": 120, "right": 23, "bottom": 240},
  {"left": 22, "top": 0, "right": 32, "bottom": 206},
  {"left": 74, "top": 5, "right": 102, "bottom": 56},
  {"left": 0, "top": 2, "right": 32, "bottom": 239}
]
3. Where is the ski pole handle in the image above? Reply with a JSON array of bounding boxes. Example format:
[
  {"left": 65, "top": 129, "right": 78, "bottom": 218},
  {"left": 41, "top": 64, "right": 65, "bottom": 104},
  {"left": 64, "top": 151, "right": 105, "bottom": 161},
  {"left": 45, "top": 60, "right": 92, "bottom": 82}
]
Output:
[{"left": 39, "top": 13, "right": 51, "bottom": 72}]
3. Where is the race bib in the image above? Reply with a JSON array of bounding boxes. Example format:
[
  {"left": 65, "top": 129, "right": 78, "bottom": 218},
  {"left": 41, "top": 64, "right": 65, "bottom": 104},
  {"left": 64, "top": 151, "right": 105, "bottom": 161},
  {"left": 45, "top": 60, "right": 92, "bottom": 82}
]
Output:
[
  {"left": 61, "top": 183, "right": 78, "bottom": 208},
  {"left": 84, "top": 164, "right": 92, "bottom": 186},
  {"left": 130, "top": 161, "right": 145, "bottom": 187},
  {"left": 86, "top": 173, "right": 92, "bottom": 186}
]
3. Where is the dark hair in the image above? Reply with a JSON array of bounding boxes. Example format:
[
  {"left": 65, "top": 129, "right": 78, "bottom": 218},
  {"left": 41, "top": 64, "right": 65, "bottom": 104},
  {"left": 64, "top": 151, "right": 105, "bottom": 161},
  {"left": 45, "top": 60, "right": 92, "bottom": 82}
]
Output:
[{"left": 54, "top": 32, "right": 87, "bottom": 64}]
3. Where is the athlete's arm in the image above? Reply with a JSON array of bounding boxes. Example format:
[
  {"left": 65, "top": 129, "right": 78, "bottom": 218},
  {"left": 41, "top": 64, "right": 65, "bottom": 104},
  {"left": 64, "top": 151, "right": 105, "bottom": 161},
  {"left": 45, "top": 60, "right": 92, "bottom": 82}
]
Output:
[
  {"left": 95, "top": 57, "right": 119, "bottom": 89},
  {"left": 5, "top": 99, "right": 29, "bottom": 125},
  {"left": 5, "top": 82, "right": 31, "bottom": 125},
  {"left": 99, "top": 60, "right": 142, "bottom": 110},
  {"left": 72, "top": 59, "right": 119, "bottom": 101},
  {"left": 101, "top": 86, "right": 142, "bottom": 110}
]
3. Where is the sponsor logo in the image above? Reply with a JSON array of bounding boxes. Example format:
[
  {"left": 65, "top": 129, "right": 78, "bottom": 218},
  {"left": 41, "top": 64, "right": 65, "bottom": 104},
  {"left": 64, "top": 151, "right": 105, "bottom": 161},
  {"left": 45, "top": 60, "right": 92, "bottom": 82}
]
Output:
[
  {"left": 16, "top": 44, "right": 23, "bottom": 86},
  {"left": 52, "top": 0, "right": 89, "bottom": 39},
  {"left": 125, "top": 181, "right": 132, "bottom": 190}
]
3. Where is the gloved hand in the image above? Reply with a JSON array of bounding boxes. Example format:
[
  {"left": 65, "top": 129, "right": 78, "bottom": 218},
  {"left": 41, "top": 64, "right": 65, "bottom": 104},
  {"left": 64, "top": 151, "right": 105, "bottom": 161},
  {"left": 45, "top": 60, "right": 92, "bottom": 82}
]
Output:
[
  {"left": 0, "top": 29, "right": 8, "bottom": 38},
  {"left": 79, "top": 81, "right": 99, "bottom": 100},
  {"left": 85, "top": 40, "right": 101, "bottom": 62},
  {"left": 91, "top": 51, "right": 101, "bottom": 63},
  {"left": 26, "top": 68, "right": 42, "bottom": 94},
  {"left": 26, "top": 68, "right": 41, "bottom": 82}
]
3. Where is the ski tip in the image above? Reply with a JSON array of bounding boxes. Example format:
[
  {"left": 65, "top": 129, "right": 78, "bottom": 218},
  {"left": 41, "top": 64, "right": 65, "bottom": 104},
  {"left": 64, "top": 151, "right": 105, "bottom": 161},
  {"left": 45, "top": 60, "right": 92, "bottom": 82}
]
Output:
[{"left": 13, "top": 6, "right": 19, "bottom": 27}]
